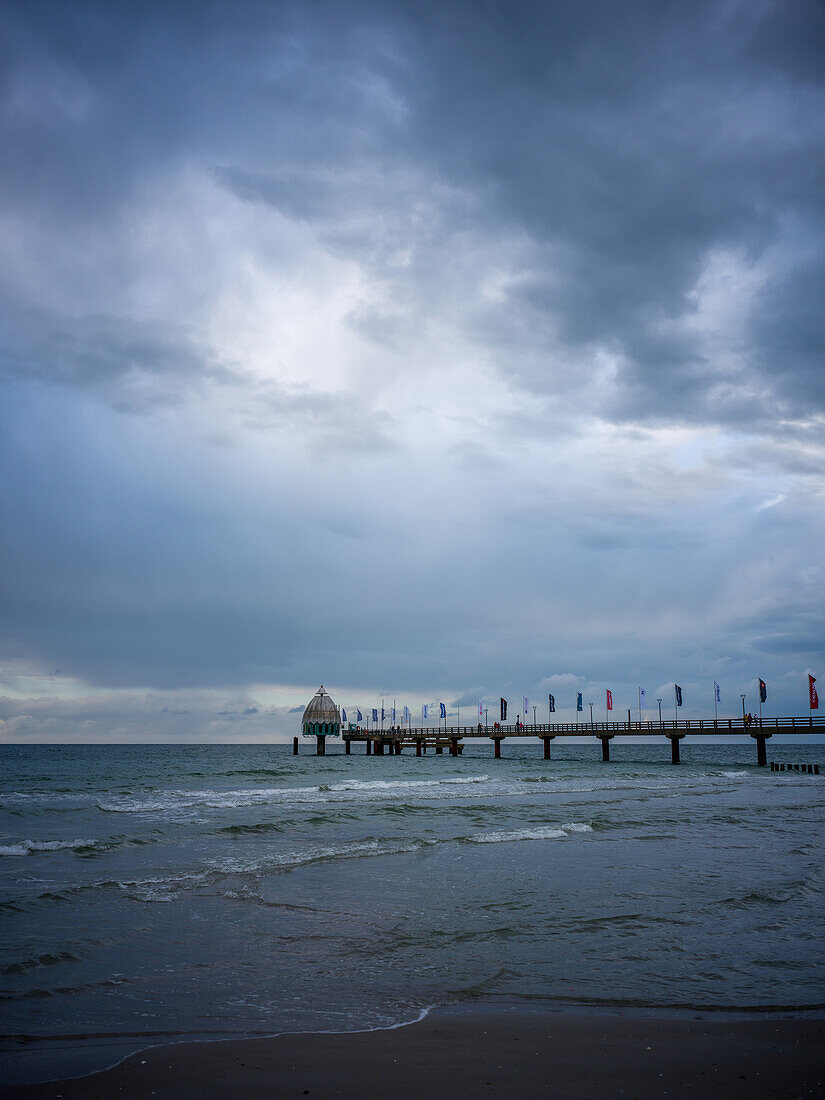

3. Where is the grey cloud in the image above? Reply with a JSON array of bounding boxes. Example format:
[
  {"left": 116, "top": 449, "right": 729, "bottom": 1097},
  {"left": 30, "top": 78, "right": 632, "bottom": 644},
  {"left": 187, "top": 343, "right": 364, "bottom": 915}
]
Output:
[{"left": 0, "top": 308, "right": 240, "bottom": 410}]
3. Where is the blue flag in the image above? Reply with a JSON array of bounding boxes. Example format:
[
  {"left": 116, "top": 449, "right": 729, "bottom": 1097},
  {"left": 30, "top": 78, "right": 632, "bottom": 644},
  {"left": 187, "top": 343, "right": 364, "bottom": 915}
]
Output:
[
  {"left": 342, "top": 708, "right": 347, "bottom": 723},
  {"left": 372, "top": 708, "right": 378, "bottom": 723},
  {"left": 577, "top": 693, "right": 583, "bottom": 711},
  {"left": 381, "top": 707, "right": 385, "bottom": 721},
  {"left": 357, "top": 709, "right": 363, "bottom": 722},
  {"left": 403, "top": 706, "right": 410, "bottom": 722},
  {"left": 440, "top": 702, "right": 446, "bottom": 719},
  {"left": 548, "top": 694, "right": 555, "bottom": 713},
  {"left": 422, "top": 704, "right": 428, "bottom": 720},
  {"left": 675, "top": 684, "right": 683, "bottom": 707}
]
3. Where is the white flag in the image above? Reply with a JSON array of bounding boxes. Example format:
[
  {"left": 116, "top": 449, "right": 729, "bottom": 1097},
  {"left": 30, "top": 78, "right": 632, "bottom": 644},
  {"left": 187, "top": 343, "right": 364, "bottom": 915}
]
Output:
[
  {"left": 639, "top": 689, "right": 646, "bottom": 709},
  {"left": 422, "top": 703, "right": 428, "bottom": 720},
  {"left": 523, "top": 696, "right": 529, "bottom": 714},
  {"left": 714, "top": 681, "right": 721, "bottom": 704},
  {"left": 478, "top": 700, "right": 483, "bottom": 719}
]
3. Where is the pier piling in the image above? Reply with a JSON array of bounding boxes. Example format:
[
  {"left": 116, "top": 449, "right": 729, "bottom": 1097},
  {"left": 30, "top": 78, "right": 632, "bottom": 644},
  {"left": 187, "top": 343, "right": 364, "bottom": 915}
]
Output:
[
  {"left": 316, "top": 735, "right": 325, "bottom": 756},
  {"left": 292, "top": 737, "right": 298, "bottom": 756},
  {"left": 345, "top": 739, "right": 351, "bottom": 755},
  {"left": 668, "top": 734, "right": 683, "bottom": 765},
  {"left": 543, "top": 737, "right": 552, "bottom": 760},
  {"left": 600, "top": 736, "right": 612, "bottom": 763},
  {"left": 493, "top": 739, "right": 501, "bottom": 759}
]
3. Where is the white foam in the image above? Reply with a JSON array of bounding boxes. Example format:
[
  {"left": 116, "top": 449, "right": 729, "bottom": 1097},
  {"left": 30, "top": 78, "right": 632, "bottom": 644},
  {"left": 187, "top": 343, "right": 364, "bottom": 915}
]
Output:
[
  {"left": 96, "top": 775, "right": 494, "bottom": 814},
  {"left": 0, "top": 838, "right": 99, "bottom": 857},
  {"left": 468, "top": 822, "right": 593, "bottom": 845},
  {"left": 328, "top": 775, "right": 490, "bottom": 792},
  {"left": 207, "top": 837, "right": 429, "bottom": 875}
]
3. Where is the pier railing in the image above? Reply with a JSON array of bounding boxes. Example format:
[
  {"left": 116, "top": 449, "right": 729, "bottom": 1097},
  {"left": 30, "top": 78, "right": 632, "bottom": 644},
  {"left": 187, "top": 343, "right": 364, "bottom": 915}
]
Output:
[{"left": 345, "top": 716, "right": 824, "bottom": 739}]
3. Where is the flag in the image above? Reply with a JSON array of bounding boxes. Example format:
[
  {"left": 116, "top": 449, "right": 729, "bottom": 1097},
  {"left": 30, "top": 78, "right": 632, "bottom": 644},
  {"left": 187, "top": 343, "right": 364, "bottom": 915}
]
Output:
[
  {"left": 576, "top": 692, "right": 583, "bottom": 712},
  {"left": 357, "top": 709, "right": 363, "bottom": 722},
  {"left": 639, "top": 688, "right": 646, "bottom": 709},
  {"left": 342, "top": 708, "right": 347, "bottom": 723},
  {"left": 523, "top": 696, "right": 529, "bottom": 715},
  {"left": 606, "top": 689, "right": 613, "bottom": 711},
  {"left": 810, "top": 675, "right": 819, "bottom": 710},
  {"left": 759, "top": 679, "right": 767, "bottom": 703},
  {"left": 404, "top": 705, "right": 410, "bottom": 722},
  {"left": 440, "top": 702, "right": 446, "bottom": 719},
  {"left": 675, "top": 684, "right": 683, "bottom": 707},
  {"left": 423, "top": 704, "right": 428, "bottom": 720},
  {"left": 548, "top": 693, "right": 555, "bottom": 713},
  {"left": 372, "top": 708, "right": 378, "bottom": 723},
  {"left": 391, "top": 706, "right": 396, "bottom": 721},
  {"left": 714, "top": 682, "right": 721, "bottom": 705},
  {"left": 381, "top": 707, "right": 385, "bottom": 721},
  {"left": 478, "top": 700, "right": 483, "bottom": 719},
  {"left": 500, "top": 698, "right": 507, "bottom": 721}
]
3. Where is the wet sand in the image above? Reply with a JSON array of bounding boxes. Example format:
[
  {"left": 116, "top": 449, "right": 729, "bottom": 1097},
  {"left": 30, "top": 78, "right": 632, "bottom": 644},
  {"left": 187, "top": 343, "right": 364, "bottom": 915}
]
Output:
[{"left": 4, "top": 1011, "right": 824, "bottom": 1099}]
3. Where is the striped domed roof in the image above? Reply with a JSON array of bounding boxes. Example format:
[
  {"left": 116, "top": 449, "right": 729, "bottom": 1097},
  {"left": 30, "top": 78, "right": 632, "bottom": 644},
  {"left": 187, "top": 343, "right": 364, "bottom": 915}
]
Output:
[{"left": 302, "top": 686, "right": 341, "bottom": 735}]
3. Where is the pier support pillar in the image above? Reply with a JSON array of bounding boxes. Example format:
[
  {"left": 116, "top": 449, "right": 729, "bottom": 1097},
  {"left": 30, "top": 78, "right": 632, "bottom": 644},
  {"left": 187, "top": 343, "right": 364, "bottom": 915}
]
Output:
[
  {"left": 436, "top": 744, "right": 443, "bottom": 755},
  {"left": 316, "top": 735, "right": 325, "bottom": 756},
  {"left": 366, "top": 739, "right": 372, "bottom": 755},
  {"left": 416, "top": 740, "right": 422, "bottom": 757},
  {"left": 345, "top": 739, "right": 351, "bottom": 755},
  {"left": 292, "top": 737, "right": 298, "bottom": 756},
  {"left": 493, "top": 739, "right": 501, "bottom": 759},
  {"left": 395, "top": 742, "right": 401, "bottom": 755},
  {"left": 668, "top": 735, "right": 682, "bottom": 765},
  {"left": 750, "top": 731, "right": 771, "bottom": 767},
  {"left": 376, "top": 740, "right": 385, "bottom": 755},
  {"left": 599, "top": 736, "right": 612, "bottom": 763},
  {"left": 450, "top": 738, "right": 459, "bottom": 757},
  {"left": 543, "top": 737, "right": 551, "bottom": 760}
]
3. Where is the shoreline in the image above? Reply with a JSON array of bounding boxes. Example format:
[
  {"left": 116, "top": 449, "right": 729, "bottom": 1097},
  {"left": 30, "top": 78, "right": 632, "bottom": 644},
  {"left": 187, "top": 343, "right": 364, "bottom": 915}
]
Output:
[{"left": 3, "top": 1006, "right": 824, "bottom": 1099}]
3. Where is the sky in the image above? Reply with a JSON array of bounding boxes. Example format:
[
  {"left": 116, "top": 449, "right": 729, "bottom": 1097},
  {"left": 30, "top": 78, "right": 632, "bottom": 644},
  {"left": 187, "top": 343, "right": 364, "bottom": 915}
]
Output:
[{"left": 1, "top": 0, "right": 824, "bottom": 742}]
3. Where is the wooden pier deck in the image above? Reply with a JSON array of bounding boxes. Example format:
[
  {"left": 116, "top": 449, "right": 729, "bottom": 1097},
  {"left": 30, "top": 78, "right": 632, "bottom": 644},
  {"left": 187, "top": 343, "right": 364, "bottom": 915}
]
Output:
[{"left": 299, "top": 715, "right": 824, "bottom": 765}]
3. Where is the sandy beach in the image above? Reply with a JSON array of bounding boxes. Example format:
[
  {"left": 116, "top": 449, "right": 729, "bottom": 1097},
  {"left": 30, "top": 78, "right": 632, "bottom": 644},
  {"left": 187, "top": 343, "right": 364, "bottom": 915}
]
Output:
[{"left": 4, "top": 1010, "right": 824, "bottom": 1100}]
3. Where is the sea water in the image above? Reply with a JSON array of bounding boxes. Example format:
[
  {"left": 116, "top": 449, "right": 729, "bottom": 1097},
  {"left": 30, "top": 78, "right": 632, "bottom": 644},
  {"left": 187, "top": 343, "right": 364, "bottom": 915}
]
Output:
[{"left": 1, "top": 740, "right": 823, "bottom": 1084}]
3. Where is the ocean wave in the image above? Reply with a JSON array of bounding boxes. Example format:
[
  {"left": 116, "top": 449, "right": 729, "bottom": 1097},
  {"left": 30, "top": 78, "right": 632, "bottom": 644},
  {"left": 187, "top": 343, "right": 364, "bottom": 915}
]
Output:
[
  {"left": 2, "top": 950, "right": 80, "bottom": 976},
  {"left": 208, "top": 837, "right": 433, "bottom": 877},
  {"left": 95, "top": 775, "right": 494, "bottom": 814},
  {"left": 467, "top": 822, "right": 593, "bottom": 845},
  {"left": 0, "top": 836, "right": 153, "bottom": 857},
  {"left": 0, "top": 838, "right": 100, "bottom": 857}
]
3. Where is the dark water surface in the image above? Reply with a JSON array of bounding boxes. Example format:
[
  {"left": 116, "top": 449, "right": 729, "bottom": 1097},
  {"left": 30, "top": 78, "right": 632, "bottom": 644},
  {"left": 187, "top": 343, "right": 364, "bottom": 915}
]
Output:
[{"left": 1, "top": 740, "right": 823, "bottom": 1084}]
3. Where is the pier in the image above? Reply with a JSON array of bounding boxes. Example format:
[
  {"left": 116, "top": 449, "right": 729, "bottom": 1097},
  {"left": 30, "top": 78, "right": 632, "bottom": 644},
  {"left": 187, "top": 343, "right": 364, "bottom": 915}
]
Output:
[{"left": 297, "top": 715, "right": 824, "bottom": 764}]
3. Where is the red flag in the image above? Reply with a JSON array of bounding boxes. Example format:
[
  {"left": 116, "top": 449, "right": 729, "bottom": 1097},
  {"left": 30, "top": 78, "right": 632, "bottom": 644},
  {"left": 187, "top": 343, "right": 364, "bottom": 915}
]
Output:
[
  {"left": 810, "top": 675, "right": 819, "bottom": 710},
  {"left": 606, "top": 689, "right": 613, "bottom": 711}
]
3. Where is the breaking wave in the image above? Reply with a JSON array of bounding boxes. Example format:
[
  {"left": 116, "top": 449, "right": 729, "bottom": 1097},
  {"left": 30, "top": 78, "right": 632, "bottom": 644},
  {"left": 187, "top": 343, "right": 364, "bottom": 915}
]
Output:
[{"left": 467, "top": 822, "right": 593, "bottom": 844}]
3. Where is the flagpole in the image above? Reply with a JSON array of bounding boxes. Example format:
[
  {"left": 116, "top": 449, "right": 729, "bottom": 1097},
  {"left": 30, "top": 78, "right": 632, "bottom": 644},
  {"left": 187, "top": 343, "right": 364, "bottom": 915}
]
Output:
[
  {"left": 714, "top": 683, "right": 718, "bottom": 722},
  {"left": 638, "top": 687, "right": 641, "bottom": 725}
]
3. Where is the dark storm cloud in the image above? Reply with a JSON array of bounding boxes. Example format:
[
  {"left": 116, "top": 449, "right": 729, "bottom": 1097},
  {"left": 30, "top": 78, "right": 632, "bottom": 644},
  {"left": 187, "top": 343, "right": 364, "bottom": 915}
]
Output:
[{"left": 4, "top": 0, "right": 824, "bottom": 424}]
